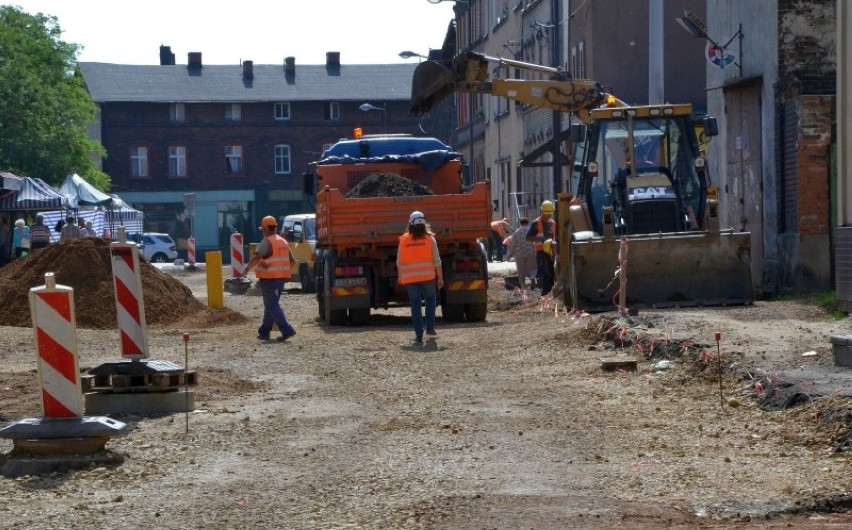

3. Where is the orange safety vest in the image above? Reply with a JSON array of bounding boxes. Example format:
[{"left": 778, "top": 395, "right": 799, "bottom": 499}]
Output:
[
  {"left": 533, "top": 216, "right": 557, "bottom": 252},
  {"left": 397, "top": 233, "right": 437, "bottom": 285},
  {"left": 255, "top": 234, "right": 292, "bottom": 280}
]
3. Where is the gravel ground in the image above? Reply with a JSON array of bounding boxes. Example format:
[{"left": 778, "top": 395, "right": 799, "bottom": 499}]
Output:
[{"left": 1, "top": 260, "right": 852, "bottom": 529}]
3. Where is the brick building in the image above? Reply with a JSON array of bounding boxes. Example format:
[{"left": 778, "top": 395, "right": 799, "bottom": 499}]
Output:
[{"left": 79, "top": 47, "right": 422, "bottom": 258}]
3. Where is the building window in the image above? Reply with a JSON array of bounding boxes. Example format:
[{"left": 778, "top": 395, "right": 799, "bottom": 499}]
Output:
[
  {"left": 578, "top": 41, "right": 586, "bottom": 79},
  {"left": 170, "top": 103, "right": 185, "bottom": 123},
  {"left": 325, "top": 102, "right": 340, "bottom": 120},
  {"left": 274, "top": 144, "right": 291, "bottom": 175},
  {"left": 225, "top": 103, "right": 241, "bottom": 122},
  {"left": 274, "top": 102, "right": 291, "bottom": 120},
  {"left": 169, "top": 146, "right": 187, "bottom": 177},
  {"left": 225, "top": 145, "right": 243, "bottom": 174},
  {"left": 130, "top": 146, "right": 148, "bottom": 178}
]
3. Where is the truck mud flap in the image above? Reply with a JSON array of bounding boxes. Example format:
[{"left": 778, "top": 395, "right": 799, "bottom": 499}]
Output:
[{"left": 568, "top": 232, "right": 753, "bottom": 312}]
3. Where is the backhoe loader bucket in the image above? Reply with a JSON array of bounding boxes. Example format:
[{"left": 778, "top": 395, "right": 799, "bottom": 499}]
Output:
[
  {"left": 566, "top": 231, "right": 753, "bottom": 312},
  {"left": 411, "top": 60, "right": 457, "bottom": 116}
]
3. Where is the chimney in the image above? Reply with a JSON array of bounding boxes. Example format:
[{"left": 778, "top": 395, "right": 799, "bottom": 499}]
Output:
[
  {"left": 326, "top": 51, "right": 340, "bottom": 67},
  {"left": 284, "top": 56, "right": 295, "bottom": 75},
  {"left": 188, "top": 52, "right": 202, "bottom": 67},
  {"left": 242, "top": 60, "right": 254, "bottom": 79},
  {"left": 159, "top": 45, "right": 175, "bottom": 65}
]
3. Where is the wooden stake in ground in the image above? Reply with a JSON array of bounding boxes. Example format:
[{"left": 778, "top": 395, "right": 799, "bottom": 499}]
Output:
[
  {"left": 183, "top": 332, "right": 190, "bottom": 433},
  {"left": 715, "top": 331, "right": 723, "bottom": 407}
]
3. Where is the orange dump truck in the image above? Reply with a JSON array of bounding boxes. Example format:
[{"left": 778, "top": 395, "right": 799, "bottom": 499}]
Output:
[{"left": 309, "top": 134, "right": 491, "bottom": 326}]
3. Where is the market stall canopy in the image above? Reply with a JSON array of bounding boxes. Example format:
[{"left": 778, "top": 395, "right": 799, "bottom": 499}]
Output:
[
  {"left": 0, "top": 173, "right": 72, "bottom": 211},
  {"left": 59, "top": 173, "right": 113, "bottom": 207}
]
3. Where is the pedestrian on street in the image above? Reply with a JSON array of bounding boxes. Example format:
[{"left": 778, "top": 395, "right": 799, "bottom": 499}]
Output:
[
  {"left": 507, "top": 217, "right": 537, "bottom": 290},
  {"left": 242, "top": 215, "right": 297, "bottom": 342},
  {"left": 28, "top": 215, "right": 52, "bottom": 250},
  {"left": 59, "top": 215, "right": 81, "bottom": 242},
  {"left": 488, "top": 217, "right": 512, "bottom": 262},
  {"left": 80, "top": 220, "right": 97, "bottom": 238},
  {"left": 12, "top": 218, "right": 30, "bottom": 259},
  {"left": 397, "top": 210, "right": 444, "bottom": 345},
  {"left": 526, "top": 200, "right": 558, "bottom": 296}
]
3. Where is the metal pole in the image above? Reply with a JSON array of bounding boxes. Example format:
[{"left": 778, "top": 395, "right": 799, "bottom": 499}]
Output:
[
  {"left": 468, "top": 2, "right": 474, "bottom": 185},
  {"left": 551, "top": 0, "right": 562, "bottom": 197}
]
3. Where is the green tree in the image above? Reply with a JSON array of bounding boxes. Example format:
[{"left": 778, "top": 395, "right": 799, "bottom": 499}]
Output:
[{"left": 0, "top": 5, "right": 109, "bottom": 190}]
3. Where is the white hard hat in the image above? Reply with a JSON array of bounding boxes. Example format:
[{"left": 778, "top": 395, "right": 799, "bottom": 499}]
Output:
[{"left": 409, "top": 211, "right": 426, "bottom": 225}]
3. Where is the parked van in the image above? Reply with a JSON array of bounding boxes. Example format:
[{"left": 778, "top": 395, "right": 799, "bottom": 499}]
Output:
[{"left": 279, "top": 213, "right": 317, "bottom": 292}]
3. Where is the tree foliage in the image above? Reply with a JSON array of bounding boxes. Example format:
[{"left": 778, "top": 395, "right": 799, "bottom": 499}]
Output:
[{"left": 0, "top": 6, "right": 109, "bottom": 190}]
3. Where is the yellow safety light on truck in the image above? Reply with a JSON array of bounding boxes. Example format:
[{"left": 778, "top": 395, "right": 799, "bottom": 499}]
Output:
[{"left": 353, "top": 128, "right": 363, "bottom": 139}]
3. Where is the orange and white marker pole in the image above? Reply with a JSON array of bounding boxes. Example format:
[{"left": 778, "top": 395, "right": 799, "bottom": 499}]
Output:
[
  {"left": 187, "top": 237, "right": 196, "bottom": 267},
  {"left": 230, "top": 232, "right": 244, "bottom": 278},
  {"left": 28, "top": 273, "right": 84, "bottom": 418},
  {"left": 110, "top": 228, "right": 149, "bottom": 359}
]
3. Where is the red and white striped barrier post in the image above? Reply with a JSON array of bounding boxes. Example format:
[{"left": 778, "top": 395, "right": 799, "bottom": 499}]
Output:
[
  {"left": 28, "top": 272, "right": 84, "bottom": 419},
  {"left": 110, "top": 229, "right": 149, "bottom": 359},
  {"left": 187, "top": 236, "right": 196, "bottom": 267},
  {"left": 230, "top": 232, "right": 244, "bottom": 278}
]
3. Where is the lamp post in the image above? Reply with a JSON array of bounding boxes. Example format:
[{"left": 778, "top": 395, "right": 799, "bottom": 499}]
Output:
[
  {"left": 426, "top": 0, "right": 473, "bottom": 185},
  {"left": 359, "top": 102, "right": 387, "bottom": 134},
  {"left": 399, "top": 50, "right": 429, "bottom": 61}
]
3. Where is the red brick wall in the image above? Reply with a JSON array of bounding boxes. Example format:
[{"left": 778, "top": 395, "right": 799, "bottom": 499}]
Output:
[{"left": 796, "top": 95, "right": 833, "bottom": 236}]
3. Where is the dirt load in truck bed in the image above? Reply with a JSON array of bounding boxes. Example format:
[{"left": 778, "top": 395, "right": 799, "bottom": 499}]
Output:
[{"left": 344, "top": 172, "right": 435, "bottom": 198}]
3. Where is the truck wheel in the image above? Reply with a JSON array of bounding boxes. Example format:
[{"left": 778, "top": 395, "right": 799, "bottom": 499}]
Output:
[
  {"left": 441, "top": 303, "right": 465, "bottom": 322},
  {"left": 466, "top": 302, "right": 488, "bottom": 322},
  {"left": 300, "top": 263, "right": 316, "bottom": 293},
  {"left": 349, "top": 308, "right": 370, "bottom": 326},
  {"left": 323, "top": 258, "right": 347, "bottom": 325}
]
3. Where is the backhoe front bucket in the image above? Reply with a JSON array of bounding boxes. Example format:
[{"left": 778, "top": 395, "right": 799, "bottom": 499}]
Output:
[
  {"left": 567, "top": 231, "right": 753, "bottom": 312},
  {"left": 410, "top": 60, "right": 457, "bottom": 116}
]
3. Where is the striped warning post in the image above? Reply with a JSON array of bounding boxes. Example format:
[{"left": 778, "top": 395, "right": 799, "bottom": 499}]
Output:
[
  {"left": 28, "top": 273, "right": 84, "bottom": 418},
  {"left": 110, "top": 240, "right": 149, "bottom": 359},
  {"left": 230, "top": 232, "right": 244, "bottom": 278},
  {"left": 187, "top": 237, "right": 196, "bottom": 266}
]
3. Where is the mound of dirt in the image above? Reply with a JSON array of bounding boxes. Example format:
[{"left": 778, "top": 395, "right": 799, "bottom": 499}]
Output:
[
  {"left": 0, "top": 238, "right": 247, "bottom": 330},
  {"left": 344, "top": 173, "right": 434, "bottom": 198}
]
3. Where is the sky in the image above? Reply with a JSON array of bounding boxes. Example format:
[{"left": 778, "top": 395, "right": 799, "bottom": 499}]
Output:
[{"left": 9, "top": 0, "right": 458, "bottom": 65}]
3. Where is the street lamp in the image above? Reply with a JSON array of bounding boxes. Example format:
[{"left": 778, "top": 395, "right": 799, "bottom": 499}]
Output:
[
  {"left": 399, "top": 50, "right": 429, "bottom": 60},
  {"left": 359, "top": 102, "right": 387, "bottom": 134}
]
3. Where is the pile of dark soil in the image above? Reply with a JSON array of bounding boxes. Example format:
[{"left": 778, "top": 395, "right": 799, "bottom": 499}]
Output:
[
  {"left": 344, "top": 173, "right": 434, "bottom": 198},
  {"left": 0, "top": 238, "right": 247, "bottom": 330}
]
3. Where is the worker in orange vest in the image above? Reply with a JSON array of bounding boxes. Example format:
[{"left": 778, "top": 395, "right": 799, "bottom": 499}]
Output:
[
  {"left": 488, "top": 217, "right": 512, "bottom": 262},
  {"left": 243, "top": 215, "right": 297, "bottom": 342},
  {"left": 397, "top": 211, "right": 444, "bottom": 345},
  {"left": 526, "top": 200, "right": 558, "bottom": 296}
]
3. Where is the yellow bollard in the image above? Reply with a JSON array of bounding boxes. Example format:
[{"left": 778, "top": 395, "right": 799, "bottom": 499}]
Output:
[{"left": 206, "top": 251, "right": 224, "bottom": 309}]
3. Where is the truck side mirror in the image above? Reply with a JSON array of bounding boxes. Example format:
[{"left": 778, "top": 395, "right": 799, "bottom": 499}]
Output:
[{"left": 570, "top": 123, "right": 587, "bottom": 142}]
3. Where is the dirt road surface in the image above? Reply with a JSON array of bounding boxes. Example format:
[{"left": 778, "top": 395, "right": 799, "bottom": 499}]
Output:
[{"left": 2, "top": 258, "right": 852, "bottom": 529}]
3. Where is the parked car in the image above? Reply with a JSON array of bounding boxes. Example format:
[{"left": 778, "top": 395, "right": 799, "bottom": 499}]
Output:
[
  {"left": 279, "top": 213, "right": 316, "bottom": 292},
  {"left": 141, "top": 232, "right": 178, "bottom": 263}
]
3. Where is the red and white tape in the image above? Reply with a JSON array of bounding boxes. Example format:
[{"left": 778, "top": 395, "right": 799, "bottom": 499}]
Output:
[
  {"left": 230, "top": 232, "right": 244, "bottom": 277},
  {"left": 110, "top": 241, "right": 149, "bottom": 358}
]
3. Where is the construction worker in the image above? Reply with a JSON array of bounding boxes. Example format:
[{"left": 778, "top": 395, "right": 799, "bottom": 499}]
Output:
[
  {"left": 488, "top": 217, "right": 512, "bottom": 262},
  {"left": 526, "top": 200, "right": 558, "bottom": 296},
  {"left": 242, "top": 215, "right": 297, "bottom": 342},
  {"left": 397, "top": 211, "right": 444, "bottom": 345}
]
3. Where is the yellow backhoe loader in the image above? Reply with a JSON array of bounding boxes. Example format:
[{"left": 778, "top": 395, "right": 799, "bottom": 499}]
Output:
[{"left": 411, "top": 52, "right": 753, "bottom": 311}]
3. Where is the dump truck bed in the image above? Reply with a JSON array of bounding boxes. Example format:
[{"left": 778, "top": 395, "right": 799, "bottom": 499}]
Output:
[{"left": 316, "top": 181, "right": 491, "bottom": 250}]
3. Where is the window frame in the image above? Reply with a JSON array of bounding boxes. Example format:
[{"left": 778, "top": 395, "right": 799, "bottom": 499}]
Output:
[
  {"left": 169, "top": 145, "right": 188, "bottom": 178},
  {"left": 170, "top": 102, "right": 185, "bottom": 123},
  {"left": 274, "top": 102, "right": 291, "bottom": 121},
  {"left": 274, "top": 144, "right": 292, "bottom": 175},
  {"left": 129, "top": 145, "right": 149, "bottom": 178},
  {"left": 326, "top": 101, "right": 340, "bottom": 121},
  {"left": 225, "top": 103, "right": 242, "bottom": 122},
  {"left": 225, "top": 144, "right": 244, "bottom": 175}
]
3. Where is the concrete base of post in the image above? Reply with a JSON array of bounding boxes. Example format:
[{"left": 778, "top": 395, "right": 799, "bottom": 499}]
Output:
[
  {"left": 85, "top": 389, "right": 195, "bottom": 415},
  {"left": 831, "top": 334, "right": 852, "bottom": 368},
  {"left": 0, "top": 416, "right": 127, "bottom": 456}
]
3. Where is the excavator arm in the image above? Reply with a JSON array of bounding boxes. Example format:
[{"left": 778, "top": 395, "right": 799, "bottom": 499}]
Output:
[{"left": 411, "top": 52, "right": 621, "bottom": 123}]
